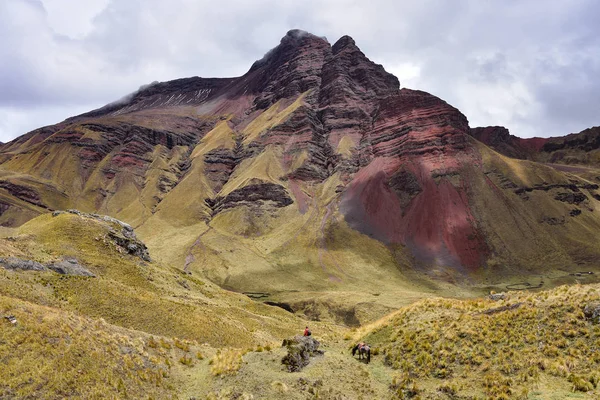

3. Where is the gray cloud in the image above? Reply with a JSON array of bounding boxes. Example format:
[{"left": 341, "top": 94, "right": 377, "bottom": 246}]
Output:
[{"left": 0, "top": 0, "right": 599, "bottom": 142}]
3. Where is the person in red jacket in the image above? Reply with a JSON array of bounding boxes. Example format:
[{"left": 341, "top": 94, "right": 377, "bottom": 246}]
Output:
[{"left": 303, "top": 326, "right": 311, "bottom": 336}]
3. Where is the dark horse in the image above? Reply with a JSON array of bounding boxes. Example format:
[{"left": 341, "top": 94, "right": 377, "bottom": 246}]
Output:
[{"left": 352, "top": 343, "right": 371, "bottom": 363}]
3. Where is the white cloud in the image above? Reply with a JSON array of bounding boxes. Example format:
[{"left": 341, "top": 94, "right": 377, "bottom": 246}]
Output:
[
  {"left": 0, "top": 104, "right": 95, "bottom": 143},
  {"left": 387, "top": 63, "right": 422, "bottom": 88},
  {"left": 42, "top": 0, "right": 110, "bottom": 38}
]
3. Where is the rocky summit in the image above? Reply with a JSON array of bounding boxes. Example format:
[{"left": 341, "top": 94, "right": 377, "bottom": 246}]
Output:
[{"left": 1, "top": 29, "right": 600, "bottom": 399}]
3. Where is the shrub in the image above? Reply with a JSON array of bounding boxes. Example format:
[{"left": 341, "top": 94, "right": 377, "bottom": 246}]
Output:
[
  {"left": 174, "top": 339, "right": 190, "bottom": 352},
  {"left": 147, "top": 337, "right": 158, "bottom": 349},
  {"left": 179, "top": 354, "right": 193, "bottom": 366},
  {"left": 210, "top": 348, "right": 244, "bottom": 376},
  {"left": 568, "top": 374, "right": 594, "bottom": 392}
]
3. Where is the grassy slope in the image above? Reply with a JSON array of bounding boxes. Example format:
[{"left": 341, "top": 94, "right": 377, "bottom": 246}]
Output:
[
  {"left": 2, "top": 210, "right": 600, "bottom": 399},
  {"left": 356, "top": 283, "right": 600, "bottom": 399},
  {"left": 141, "top": 164, "right": 448, "bottom": 325},
  {"left": 150, "top": 283, "right": 600, "bottom": 400},
  {"left": 0, "top": 113, "right": 208, "bottom": 228},
  {"left": 0, "top": 295, "right": 176, "bottom": 399},
  {"left": 470, "top": 141, "right": 600, "bottom": 277},
  {"left": 0, "top": 213, "right": 307, "bottom": 348},
  {"left": 127, "top": 96, "right": 450, "bottom": 326}
]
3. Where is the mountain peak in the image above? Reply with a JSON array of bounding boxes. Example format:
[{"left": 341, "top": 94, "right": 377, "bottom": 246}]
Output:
[
  {"left": 248, "top": 29, "right": 328, "bottom": 72},
  {"left": 282, "top": 29, "right": 328, "bottom": 43},
  {"left": 332, "top": 35, "right": 357, "bottom": 53}
]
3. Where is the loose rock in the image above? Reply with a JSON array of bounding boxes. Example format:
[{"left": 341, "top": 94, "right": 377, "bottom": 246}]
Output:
[
  {"left": 47, "top": 258, "right": 95, "bottom": 277},
  {"left": 488, "top": 293, "right": 506, "bottom": 301},
  {"left": 53, "top": 209, "right": 151, "bottom": 261},
  {"left": 281, "top": 335, "right": 323, "bottom": 372},
  {"left": 583, "top": 302, "right": 600, "bottom": 324},
  {"left": 0, "top": 257, "right": 46, "bottom": 271}
]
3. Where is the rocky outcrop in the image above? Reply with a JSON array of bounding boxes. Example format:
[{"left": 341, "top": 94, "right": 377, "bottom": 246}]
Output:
[
  {"left": 47, "top": 258, "right": 95, "bottom": 277},
  {"left": 203, "top": 147, "right": 241, "bottom": 192},
  {"left": 470, "top": 126, "right": 600, "bottom": 166},
  {"left": 0, "top": 201, "right": 10, "bottom": 216},
  {"left": 0, "top": 181, "right": 45, "bottom": 208},
  {"left": 242, "top": 30, "right": 400, "bottom": 184},
  {"left": 470, "top": 126, "right": 547, "bottom": 159},
  {"left": 281, "top": 336, "right": 323, "bottom": 372},
  {"left": 488, "top": 293, "right": 507, "bottom": 301},
  {"left": 543, "top": 127, "right": 600, "bottom": 154},
  {"left": 515, "top": 182, "right": 598, "bottom": 199},
  {"left": 71, "top": 77, "right": 236, "bottom": 120},
  {"left": 319, "top": 35, "right": 399, "bottom": 149},
  {"left": 570, "top": 209, "right": 582, "bottom": 217},
  {"left": 340, "top": 88, "right": 489, "bottom": 269},
  {"left": 0, "top": 257, "right": 46, "bottom": 271},
  {"left": 50, "top": 121, "right": 204, "bottom": 172},
  {"left": 0, "top": 256, "right": 94, "bottom": 277},
  {"left": 388, "top": 169, "right": 422, "bottom": 210},
  {"left": 555, "top": 192, "right": 588, "bottom": 204},
  {"left": 206, "top": 183, "right": 293, "bottom": 214},
  {"left": 52, "top": 210, "right": 150, "bottom": 261},
  {"left": 583, "top": 302, "right": 600, "bottom": 324},
  {"left": 246, "top": 30, "right": 331, "bottom": 109}
]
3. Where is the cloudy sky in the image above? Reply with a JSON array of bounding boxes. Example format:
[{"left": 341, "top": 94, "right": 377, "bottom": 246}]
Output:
[{"left": 1, "top": 0, "right": 599, "bottom": 142}]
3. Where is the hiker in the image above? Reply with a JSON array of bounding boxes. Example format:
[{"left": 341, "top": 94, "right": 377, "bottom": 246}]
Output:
[{"left": 303, "top": 326, "right": 311, "bottom": 336}]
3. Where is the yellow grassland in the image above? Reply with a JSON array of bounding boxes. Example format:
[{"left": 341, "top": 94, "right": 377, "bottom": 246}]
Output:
[
  {"left": 218, "top": 145, "right": 286, "bottom": 197},
  {"left": 0, "top": 295, "right": 176, "bottom": 399},
  {"left": 336, "top": 135, "right": 358, "bottom": 158},
  {"left": 191, "top": 120, "right": 236, "bottom": 158},
  {"left": 242, "top": 92, "right": 308, "bottom": 144},
  {"left": 471, "top": 141, "right": 600, "bottom": 275}
]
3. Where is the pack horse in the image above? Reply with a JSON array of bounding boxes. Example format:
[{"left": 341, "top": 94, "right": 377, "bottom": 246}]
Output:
[{"left": 352, "top": 342, "right": 371, "bottom": 363}]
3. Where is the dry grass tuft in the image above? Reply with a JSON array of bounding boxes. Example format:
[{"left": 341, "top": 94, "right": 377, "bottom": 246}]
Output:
[{"left": 209, "top": 348, "right": 244, "bottom": 376}]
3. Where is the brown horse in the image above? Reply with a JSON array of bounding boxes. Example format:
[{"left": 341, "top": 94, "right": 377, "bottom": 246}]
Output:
[{"left": 352, "top": 343, "right": 371, "bottom": 363}]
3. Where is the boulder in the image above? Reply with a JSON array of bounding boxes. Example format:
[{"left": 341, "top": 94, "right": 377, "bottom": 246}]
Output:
[
  {"left": 281, "top": 335, "right": 323, "bottom": 372},
  {"left": 488, "top": 293, "right": 506, "bottom": 301},
  {"left": 0, "top": 257, "right": 46, "bottom": 271},
  {"left": 583, "top": 303, "right": 600, "bottom": 324},
  {"left": 47, "top": 258, "right": 95, "bottom": 277}
]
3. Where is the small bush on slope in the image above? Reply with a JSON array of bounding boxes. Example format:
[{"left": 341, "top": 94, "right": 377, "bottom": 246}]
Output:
[{"left": 209, "top": 348, "right": 245, "bottom": 376}]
